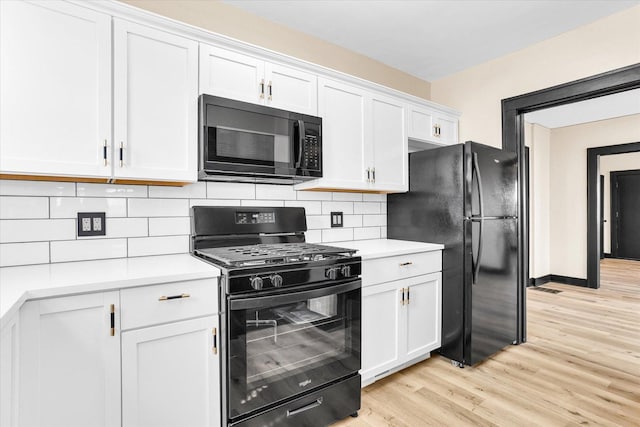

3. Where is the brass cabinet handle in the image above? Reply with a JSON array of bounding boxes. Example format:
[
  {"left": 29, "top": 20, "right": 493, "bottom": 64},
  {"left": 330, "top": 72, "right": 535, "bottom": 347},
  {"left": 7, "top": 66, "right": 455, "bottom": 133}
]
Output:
[
  {"left": 110, "top": 304, "right": 115, "bottom": 336},
  {"left": 260, "top": 79, "right": 265, "bottom": 98},
  {"left": 399, "top": 262, "right": 413, "bottom": 267},
  {"left": 103, "top": 140, "right": 108, "bottom": 166},
  {"left": 401, "top": 288, "right": 405, "bottom": 306},
  {"left": 407, "top": 287, "right": 411, "bottom": 305},
  {"left": 372, "top": 167, "right": 376, "bottom": 183},
  {"left": 366, "top": 168, "right": 371, "bottom": 183},
  {"left": 119, "top": 142, "right": 124, "bottom": 167},
  {"left": 212, "top": 327, "right": 218, "bottom": 355},
  {"left": 268, "top": 80, "right": 272, "bottom": 100},
  {"left": 158, "top": 293, "right": 190, "bottom": 301}
]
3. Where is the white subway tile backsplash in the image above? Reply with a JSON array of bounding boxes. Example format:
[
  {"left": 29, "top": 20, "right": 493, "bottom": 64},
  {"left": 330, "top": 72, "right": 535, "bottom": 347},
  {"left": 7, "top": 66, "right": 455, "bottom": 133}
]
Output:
[
  {"left": 50, "top": 239, "right": 127, "bottom": 263},
  {"left": 306, "top": 215, "right": 330, "bottom": 230},
  {"left": 0, "top": 180, "right": 391, "bottom": 266},
  {"left": 354, "top": 227, "right": 381, "bottom": 240},
  {"left": 354, "top": 202, "right": 381, "bottom": 215},
  {"left": 321, "top": 201, "right": 353, "bottom": 215},
  {"left": 255, "top": 184, "right": 296, "bottom": 200},
  {"left": 149, "top": 217, "right": 190, "bottom": 236},
  {"left": 128, "top": 198, "right": 189, "bottom": 217},
  {"left": 284, "top": 200, "right": 322, "bottom": 215},
  {"left": 241, "top": 200, "right": 284, "bottom": 207},
  {"left": 322, "top": 228, "right": 353, "bottom": 243},
  {"left": 0, "top": 242, "right": 50, "bottom": 267},
  {"left": 363, "top": 194, "right": 386, "bottom": 202},
  {"left": 332, "top": 192, "right": 363, "bottom": 202},
  {"left": 296, "top": 191, "right": 332, "bottom": 201},
  {"left": 343, "top": 215, "right": 363, "bottom": 228},
  {"left": 148, "top": 182, "right": 206, "bottom": 199},
  {"left": 363, "top": 214, "right": 387, "bottom": 227},
  {"left": 50, "top": 197, "right": 127, "bottom": 218},
  {"left": 77, "top": 183, "right": 147, "bottom": 198},
  {"left": 0, "top": 196, "right": 49, "bottom": 219},
  {"left": 190, "top": 199, "right": 241, "bottom": 207},
  {"left": 207, "top": 182, "right": 255, "bottom": 200},
  {"left": 0, "top": 180, "right": 75, "bottom": 197},
  {"left": 0, "top": 219, "right": 75, "bottom": 243},
  {"left": 128, "top": 235, "right": 189, "bottom": 257}
]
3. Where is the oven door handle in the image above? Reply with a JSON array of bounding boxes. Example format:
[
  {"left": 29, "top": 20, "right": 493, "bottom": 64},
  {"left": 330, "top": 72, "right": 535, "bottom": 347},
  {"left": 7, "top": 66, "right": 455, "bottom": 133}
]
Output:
[{"left": 229, "top": 279, "right": 361, "bottom": 311}]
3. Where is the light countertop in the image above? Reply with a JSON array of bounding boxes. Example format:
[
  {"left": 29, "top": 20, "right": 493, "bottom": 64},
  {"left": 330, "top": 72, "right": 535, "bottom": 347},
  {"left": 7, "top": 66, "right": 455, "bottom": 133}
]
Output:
[
  {"left": 332, "top": 239, "right": 444, "bottom": 260},
  {"left": 0, "top": 254, "right": 220, "bottom": 326}
]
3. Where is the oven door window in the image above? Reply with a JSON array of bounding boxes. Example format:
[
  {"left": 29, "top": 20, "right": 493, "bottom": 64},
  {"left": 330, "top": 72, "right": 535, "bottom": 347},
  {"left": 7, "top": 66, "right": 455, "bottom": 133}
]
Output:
[{"left": 227, "top": 281, "right": 361, "bottom": 420}]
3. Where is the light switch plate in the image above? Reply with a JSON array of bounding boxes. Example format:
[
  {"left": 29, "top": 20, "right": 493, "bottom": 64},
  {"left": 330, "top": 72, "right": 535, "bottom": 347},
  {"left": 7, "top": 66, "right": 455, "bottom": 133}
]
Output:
[{"left": 77, "top": 212, "right": 106, "bottom": 236}]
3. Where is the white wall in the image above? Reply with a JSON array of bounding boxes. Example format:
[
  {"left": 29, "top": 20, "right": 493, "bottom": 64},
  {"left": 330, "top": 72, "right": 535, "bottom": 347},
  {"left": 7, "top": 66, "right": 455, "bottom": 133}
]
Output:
[
  {"left": 0, "top": 180, "right": 386, "bottom": 267},
  {"left": 525, "top": 123, "right": 551, "bottom": 278},
  {"left": 601, "top": 152, "right": 640, "bottom": 253},
  {"left": 547, "top": 114, "right": 640, "bottom": 279},
  {"left": 431, "top": 5, "right": 640, "bottom": 148}
]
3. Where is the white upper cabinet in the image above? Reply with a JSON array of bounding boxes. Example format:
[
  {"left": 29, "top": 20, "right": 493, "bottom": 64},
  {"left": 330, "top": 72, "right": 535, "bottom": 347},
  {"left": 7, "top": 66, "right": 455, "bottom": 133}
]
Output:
[
  {"left": 408, "top": 104, "right": 459, "bottom": 147},
  {"left": 113, "top": 19, "right": 198, "bottom": 182},
  {"left": 0, "top": 0, "right": 111, "bottom": 178},
  {"left": 199, "top": 45, "right": 317, "bottom": 115},
  {"left": 296, "top": 79, "right": 406, "bottom": 193},
  {"left": 370, "top": 94, "right": 407, "bottom": 192}
]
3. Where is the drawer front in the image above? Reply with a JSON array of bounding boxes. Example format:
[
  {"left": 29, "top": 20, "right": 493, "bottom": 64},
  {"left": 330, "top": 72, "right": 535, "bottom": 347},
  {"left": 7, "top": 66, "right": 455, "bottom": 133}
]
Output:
[
  {"left": 120, "top": 279, "right": 218, "bottom": 330},
  {"left": 362, "top": 251, "right": 441, "bottom": 287}
]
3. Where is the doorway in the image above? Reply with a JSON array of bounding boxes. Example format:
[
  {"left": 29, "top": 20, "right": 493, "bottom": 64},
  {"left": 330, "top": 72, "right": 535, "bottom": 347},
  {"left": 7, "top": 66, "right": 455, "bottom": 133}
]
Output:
[{"left": 611, "top": 169, "right": 640, "bottom": 260}]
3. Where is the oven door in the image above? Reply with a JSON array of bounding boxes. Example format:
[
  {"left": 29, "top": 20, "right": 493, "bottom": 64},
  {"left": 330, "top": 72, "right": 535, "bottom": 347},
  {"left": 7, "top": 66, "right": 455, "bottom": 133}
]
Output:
[{"left": 226, "top": 279, "right": 361, "bottom": 421}]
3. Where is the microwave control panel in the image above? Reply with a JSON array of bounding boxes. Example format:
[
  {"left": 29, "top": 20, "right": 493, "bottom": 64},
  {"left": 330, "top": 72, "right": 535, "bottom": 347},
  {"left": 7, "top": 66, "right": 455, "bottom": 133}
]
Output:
[{"left": 303, "top": 135, "right": 320, "bottom": 170}]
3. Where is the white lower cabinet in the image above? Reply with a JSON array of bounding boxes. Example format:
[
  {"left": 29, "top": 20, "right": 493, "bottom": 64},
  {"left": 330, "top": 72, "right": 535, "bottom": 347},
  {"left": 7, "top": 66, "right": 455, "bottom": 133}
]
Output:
[
  {"left": 18, "top": 292, "right": 121, "bottom": 427},
  {"left": 122, "top": 316, "right": 220, "bottom": 427},
  {"left": 361, "top": 271, "right": 441, "bottom": 386}
]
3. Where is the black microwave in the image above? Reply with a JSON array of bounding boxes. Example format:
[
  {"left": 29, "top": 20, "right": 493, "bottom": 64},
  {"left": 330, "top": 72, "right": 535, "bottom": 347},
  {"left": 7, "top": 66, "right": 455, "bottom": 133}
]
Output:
[{"left": 198, "top": 95, "right": 322, "bottom": 184}]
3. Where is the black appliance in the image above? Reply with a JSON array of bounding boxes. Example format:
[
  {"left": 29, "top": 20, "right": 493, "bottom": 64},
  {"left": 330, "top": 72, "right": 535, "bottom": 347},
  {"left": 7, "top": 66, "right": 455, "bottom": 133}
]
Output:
[
  {"left": 387, "top": 141, "right": 519, "bottom": 366},
  {"left": 199, "top": 95, "right": 322, "bottom": 184},
  {"left": 191, "top": 206, "right": 361, "bottom": 427}
]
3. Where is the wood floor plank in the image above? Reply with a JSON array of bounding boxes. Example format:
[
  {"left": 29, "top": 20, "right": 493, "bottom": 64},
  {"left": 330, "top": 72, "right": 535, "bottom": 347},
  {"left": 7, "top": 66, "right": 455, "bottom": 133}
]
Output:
[{"left": 333, "top": 259, "right": 640, "bottom": 426}]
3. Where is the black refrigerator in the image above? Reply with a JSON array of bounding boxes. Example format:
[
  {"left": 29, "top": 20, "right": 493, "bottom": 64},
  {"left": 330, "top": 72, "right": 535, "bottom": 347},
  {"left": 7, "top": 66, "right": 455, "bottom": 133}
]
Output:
[{"left": 388, "top": 141, "right": 518, "bottom": 366}]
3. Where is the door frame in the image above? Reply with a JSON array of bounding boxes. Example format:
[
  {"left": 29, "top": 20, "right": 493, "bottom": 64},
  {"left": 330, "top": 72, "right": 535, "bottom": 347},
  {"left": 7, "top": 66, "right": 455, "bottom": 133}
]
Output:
[
  {"left": 610, "top": 168, "right": 640, "bottom": 259},
  {"left": 501, "top": 63, "right": 640, "bottom": 343}
]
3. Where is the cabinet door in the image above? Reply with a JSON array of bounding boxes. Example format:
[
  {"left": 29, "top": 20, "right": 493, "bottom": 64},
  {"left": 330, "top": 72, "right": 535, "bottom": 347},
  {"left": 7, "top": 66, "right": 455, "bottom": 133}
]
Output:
[
  {"left": 361, "top": 281, "right": 403, "bottom": 383},
  {"left": 19, "top": 292, "right": 121, "bottom": 427},
  {"left": 370, "top": 94, "right": 407, "bottom": 192},
  {"left": 404, "top": 273, "right": 442, "bottom": 361},
  {"left": 1, "top": 317, "right": 19, "bottom": 427},
  {"left": 407, "top": 105, "right": 433, "bottom": 142},
  {"left": 199, "top": 44, "right": 265, "bottom": 104},
  {"left": 433, "top": 114, "right": 458, "bottom": 146},
  {"left": 114, "top": 19, "right": 198, "bottom": 182},
  {"left": 0, "top": 0, "right": 111, "bottom": 178},
  {"left": 265, "top": 63, "right": 318, "bottom": 115},
  {"left": 317, "top": 78, "right": 369, "bottom": 190},
  {"left": 122, "top": 316, "right": 220, "bottom": 427}
]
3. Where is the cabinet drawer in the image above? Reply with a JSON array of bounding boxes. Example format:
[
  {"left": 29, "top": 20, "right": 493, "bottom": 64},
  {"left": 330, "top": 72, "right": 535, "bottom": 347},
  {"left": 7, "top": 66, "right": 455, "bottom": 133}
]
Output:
[
  {"left": 362, "top": 251, "right": 441, "bottom": 287},
  {"left": 120, "top": 279, "right": 218, "bottom": 330}
]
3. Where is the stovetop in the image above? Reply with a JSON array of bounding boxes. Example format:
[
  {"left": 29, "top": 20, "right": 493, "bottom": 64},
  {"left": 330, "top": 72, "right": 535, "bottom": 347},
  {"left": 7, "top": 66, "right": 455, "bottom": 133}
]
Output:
[{"left": 195, "top": 242, "right": 356, "bottom": 268}]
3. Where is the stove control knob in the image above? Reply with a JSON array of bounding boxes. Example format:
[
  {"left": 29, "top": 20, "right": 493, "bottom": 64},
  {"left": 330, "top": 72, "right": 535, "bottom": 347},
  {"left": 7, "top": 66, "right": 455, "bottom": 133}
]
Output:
[
  {"left": 341, "top": 265, "right": 351, "bottom": 277},
  {"left": 270, "top": 274, "right": 283, "bottom": 288},
  {"left": 325, "top": 267, "right": 339, "bottom": 281},
  {"left": 250, "top": 276, "right": 264, "bottom": 290}
]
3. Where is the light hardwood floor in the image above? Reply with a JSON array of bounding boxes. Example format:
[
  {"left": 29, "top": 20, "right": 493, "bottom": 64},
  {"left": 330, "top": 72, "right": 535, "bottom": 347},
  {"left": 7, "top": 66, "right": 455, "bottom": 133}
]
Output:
[{"left": 336, "top": 258, "right": 640, "bottom": 426}]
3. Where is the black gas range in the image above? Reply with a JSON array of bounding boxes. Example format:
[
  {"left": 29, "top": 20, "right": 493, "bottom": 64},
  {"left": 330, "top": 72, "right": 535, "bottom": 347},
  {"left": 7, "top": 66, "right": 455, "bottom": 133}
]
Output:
[{"left": 191, "top": 206, "right": 362, "bottom": 427}]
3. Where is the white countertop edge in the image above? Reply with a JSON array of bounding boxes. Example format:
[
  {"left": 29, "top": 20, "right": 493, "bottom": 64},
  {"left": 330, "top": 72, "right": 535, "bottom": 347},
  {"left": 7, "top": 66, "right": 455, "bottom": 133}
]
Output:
[
  {"left": 1, "top": 254, "right": 220, "bottom": 327},
  {"left": 332, "top": 239, "right": 444, "bottom": 260}
]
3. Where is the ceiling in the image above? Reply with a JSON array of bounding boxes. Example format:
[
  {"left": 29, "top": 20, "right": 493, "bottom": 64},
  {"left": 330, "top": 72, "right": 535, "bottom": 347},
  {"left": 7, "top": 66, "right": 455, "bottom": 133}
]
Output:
[
  {"left": 524, "top": 89, "right": 640, "bottom": 129},
  {"left": 221, "top": 0, "right": 639, "bottom": 82}
]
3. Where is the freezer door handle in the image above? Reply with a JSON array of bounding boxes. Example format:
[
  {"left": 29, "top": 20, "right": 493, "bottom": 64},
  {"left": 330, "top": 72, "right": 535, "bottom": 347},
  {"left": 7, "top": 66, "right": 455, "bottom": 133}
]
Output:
[{"left": 472, "top": 152, "right": 484, "bottom": 286}]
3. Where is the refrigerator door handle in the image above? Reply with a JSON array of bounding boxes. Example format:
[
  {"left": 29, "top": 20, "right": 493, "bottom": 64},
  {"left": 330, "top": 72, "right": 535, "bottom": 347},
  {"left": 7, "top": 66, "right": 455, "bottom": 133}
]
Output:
[{"left": 472, "top": 152, "right": 484, "bottom": 285}]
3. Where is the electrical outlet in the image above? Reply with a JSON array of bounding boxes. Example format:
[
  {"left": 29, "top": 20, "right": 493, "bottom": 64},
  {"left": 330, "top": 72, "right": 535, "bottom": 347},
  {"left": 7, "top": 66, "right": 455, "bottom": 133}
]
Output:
[
  {"left": 77, "top": 212, "right": 106, "bottom": 237},
  {"left": 330, "top": 212, "right": 343, "bottom": 228}
]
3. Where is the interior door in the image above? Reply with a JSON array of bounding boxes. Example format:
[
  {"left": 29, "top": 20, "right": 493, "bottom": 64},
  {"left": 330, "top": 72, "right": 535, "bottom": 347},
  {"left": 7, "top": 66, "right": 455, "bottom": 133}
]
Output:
[
  {"left": 612, "top": 170, "right": 640, "bottom": 260},
  {"left": 468, "top": 218, "right": 518, "bottom": 365}
]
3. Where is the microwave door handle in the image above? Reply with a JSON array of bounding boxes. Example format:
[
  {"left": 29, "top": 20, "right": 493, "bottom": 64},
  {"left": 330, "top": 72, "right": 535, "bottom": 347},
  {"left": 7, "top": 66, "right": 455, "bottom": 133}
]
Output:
[{"left": 295, "top": 119, "right": 305, "bottom": 169}]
